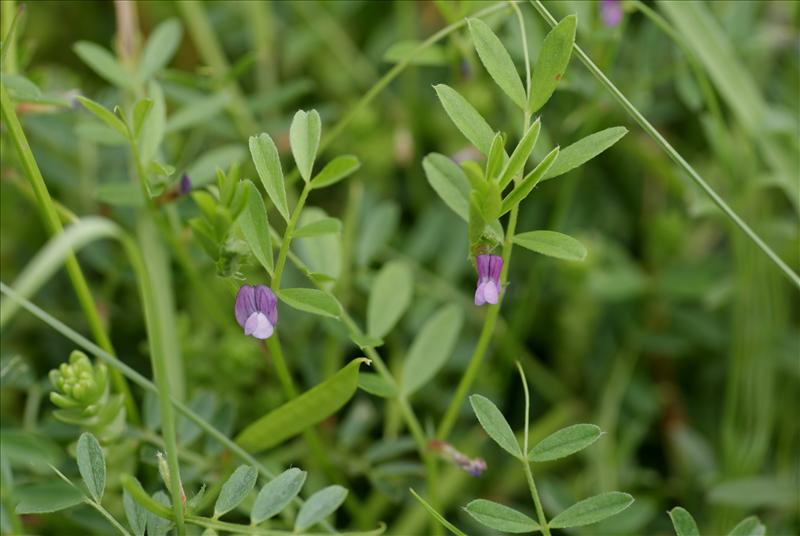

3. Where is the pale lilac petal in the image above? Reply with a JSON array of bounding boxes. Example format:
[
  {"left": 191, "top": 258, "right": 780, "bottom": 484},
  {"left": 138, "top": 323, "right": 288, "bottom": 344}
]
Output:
[
  {"left": 244, "top": 312, "right": 274, "bottom": 340},
  {"left": 254, "top": 285, "right": 278, "bottom": 326},
  {"left": 475, "top": 255, "right": 490, "bottom": 279},
  {"left": 601, "top": 0, "right": 622, "bottom": 27},
  {"left": 474, "top": 282, "right": 487, "bottom": 306},
  {"left": 235, "top": 285, "right": 257, "bottom": 327},
  {"left": 482, "top": 281, "right": 499, "bottom": 304}
]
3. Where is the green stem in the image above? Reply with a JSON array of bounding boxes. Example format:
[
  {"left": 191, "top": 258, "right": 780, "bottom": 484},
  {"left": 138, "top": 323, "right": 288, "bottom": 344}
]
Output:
[
  {"left": 1, "top": 283, "right": 336, "bottom": 534},
  {"left": 0, "top": 83, "right": 140, "bottom": 423},
  {"left": 272, "top": 182, "right": 311, "bottom": 289},
  {"left": 523, "top": 462, "right": 550, "bottom": 536},
  {"left": 1, "top": 0, "right": 19, "bottom": 74},
  {"left": 530, "top": 0, "right": 800, "bottom": 290},
  {"left": 516, "top": 362, "right": 550, "bottom": 535},
  {"left": 86, "top": 499, "right": 133, "bottom": 536}
]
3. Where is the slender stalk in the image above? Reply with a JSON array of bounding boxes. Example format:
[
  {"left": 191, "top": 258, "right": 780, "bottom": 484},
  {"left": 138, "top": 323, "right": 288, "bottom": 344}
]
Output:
[
  {"left": 87, "top": 499, "right": 133, "bottom": 536},
  {"left": 272, "top": 182, "right": 311, "bottom": 290},
  {"left": 530, "top": 0, "right": 800, "bottom": 290},
  {"left": 1, "top": 0, "right": 19, "bottom": 74},
  {"left": 0, "top": 83, "right": 140, "bottom": 422},
  {"left": 517, "top": 362, "right": 550, "bottom": 535},
  {"left": 0, "top": 283, "right": 336, "bottom": 534}
]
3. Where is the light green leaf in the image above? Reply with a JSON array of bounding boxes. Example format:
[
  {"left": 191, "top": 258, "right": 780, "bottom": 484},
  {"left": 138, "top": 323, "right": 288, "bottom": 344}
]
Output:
[
  {"left": 468, "top": 18, "right": 526, "bottom": 109},
  {"left": 214, "top": 465, "right": 257, "bottom": 518},
  {"left": 235, "top": 359, "right": 367, "bottom": 452},
  {"left": 15, "top": 482, "right": 83, "bottom": 514},
  {"left": 727, "top": 516, "right": 766, "bottom": 536},
  {"left": 251, "top": 468, "right": 307, "bottom": 524},
  {"left": 708, "top": 476, "right": 795, "bottom": 508},
  {"left": 147, "top": 491, "right": 171, "bottom": 536},
  {"left": 140, "top": 81, "right": 166, "bottom": 164},
  {"left": 434, "top": 84, "right": 495, "bottom": 155},
  {"left": 76, "top": 96, "right": 129, "bottom": 139},
  {"left": 423, "top": 153, "right": 471, "bottom": 220},
  {"left": 131, "top": 98, "right": 153, "bottom": 138},
  {"left": 401, "top": 305, "right": 463, "bottom": 395},
  {"left": 73, "top": 41, "right": 135, "bottom": 89},
  {"left": 356, "top": 202, "right": 399, "bottom": 267},
  {"left": 368, "top": 260, "right": 413, "bottom": 339},
  {"left": 486, "top": 132, "right": 506, "bottom": 181},
  {"left": 278, "top": 288, "right": 340, "bottom": 318},
  {"left": 669, "top": 507, "right": 700, "bottom": 536},
  {"left": 76, "top": 433, "right": 106, "bottom": 502},
  {"left": 469, "top": 394, "right": 522, "bottom": 459},
  {"left": 295, "top": 485, "right": 348, "bottom": 531},
  {"left": 499, "top": 119, "right": 541, "bottom": 189},
  {"left": 294, "top": 216, "right": 342, "bottom": 238},
  {"left": 542, "top": 126, "right": 627, "bottom": 181},
  {"left": 311, "top": 155, "right": 361, "bottom": 189},
  {"left": 239, "top": 181, "right": 273, "bottom": 275},
  {"left": 3, "top": 74, "right": 42, "bottom": 101},
  {"left": 358, "top": 373, "right": 397, "bottom": 398},
  {"left": 549, "top": 492, "right": 634, "bottom": 528},
  {"left": 249, "top": 133, "right": 289, "bottom": 221},
  {"left": 165, "top": 93, "right": 230, "bottom": 134},
  {"left": 464, "top": 499, "right": 540, "bottom": 533},
  {"left": 500, "top": 146, "right": 559, "bottom": 215},
  {"left": 138, "top": 19, "right": 183, "bottom": 81},
  {"left": 185, "top": 145, "right": 245, "bottom": 186},
  {"left": 383, "top": 40, "right": 448, "bottom": 66},
  {"left": 290, "top": 109, "right": 322, "bottom": 182},
  {"left": 296, "top": 208, "right": 341, "bottom": 282},
  {"left": 529, "top": 14, "right": 576, "bottom": 113},
  {"left": 123, "top": 490, "right": 147, "bottom": 536},
  {"left": 410, "top": 489, "right": 467, "bottom": 536},
  {"left": 513, "top": 230, "right": 587, "bottom": 261},
  {"left": 528, "top": 423, "right": 601, "bottom": 461}
]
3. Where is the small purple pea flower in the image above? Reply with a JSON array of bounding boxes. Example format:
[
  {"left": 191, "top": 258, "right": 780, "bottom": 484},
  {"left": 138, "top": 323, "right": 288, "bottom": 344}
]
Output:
[
  {"left": 429, "top": 440, "right": 487, "bottom": 477},
  {"left": 474, "top": 254, "right": 503, "bottom": 306},
  {"left": 179, "top": 174, "right": 192, "bottom": 196},
  {"left": 600, "top": 0, "right": 623, "bottom": 27},
  {"left": 235, "top": 285, "right": 278, "bottom": 340}
]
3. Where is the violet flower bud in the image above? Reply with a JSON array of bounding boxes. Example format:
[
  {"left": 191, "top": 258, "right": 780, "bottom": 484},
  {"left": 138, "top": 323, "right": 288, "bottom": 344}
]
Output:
[
  {"left": 235, "top": 285, "right": 278, "bottom": 340},
  {"left": 179, "top": 174, "right": 192, "bottom": 195},
  {"left": 600, "top": 0, "right": 623, "bottom": 27},
  {"left": 474, "top": 254, "right": 503, "bottom": 306},
  {"left": 429, "top": 440, "right": 487, "bottom": 477}
]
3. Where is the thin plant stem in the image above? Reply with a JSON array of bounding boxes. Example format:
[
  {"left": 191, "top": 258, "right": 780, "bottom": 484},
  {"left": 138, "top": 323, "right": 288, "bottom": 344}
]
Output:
[
  {"left": 0, "top": 83, "right": 140, "bottom": 423},
  {"left": 272, "top": 182, "right": 311, "bottom": 290},
  {"left": 530, "top": 0, "right": 800, "bottom": 290},
  {"left": 517, "top": 362, "right": 551, "bottom": 535},
  {"left": 0, "top": 283, "right": 337, "bottom": 534}
]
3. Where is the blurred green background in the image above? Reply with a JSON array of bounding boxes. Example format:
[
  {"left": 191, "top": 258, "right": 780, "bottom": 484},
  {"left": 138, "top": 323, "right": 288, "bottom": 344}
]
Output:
[{"left": 1, "top": 1, "right": 798, "bottom": 534}]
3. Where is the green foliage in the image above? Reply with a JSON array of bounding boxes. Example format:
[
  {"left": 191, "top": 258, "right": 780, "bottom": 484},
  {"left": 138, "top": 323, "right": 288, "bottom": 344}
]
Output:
[
  {"left": 529, "top": 14, "right": 576, "bottom": 113},
  {"left": 213, "top": 465, "right": 258, "bottom": 518},
  {"left": 464, "top": 499, "right": 540, "bottom": 533}
]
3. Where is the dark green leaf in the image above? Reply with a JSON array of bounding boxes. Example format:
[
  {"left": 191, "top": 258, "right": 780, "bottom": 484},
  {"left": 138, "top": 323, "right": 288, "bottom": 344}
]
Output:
[
  {"left": 249, "top": 133, "right": 289, "bottom": 221},
  {"left": 500, "top": 146, "right": 559, "bottom": 215},
  {"left": 290, "top": 109, "right": 322, "bottom": 182},
  {"left": 76, "top": 432, "right": 106, "bottom": 502},
  {"left": 468, "top": 18, "right": 526, "bottom": 109},
  {"left": 499, "top": 119, "right": 541, "bottom": 189},
  {"left": 549, "top": 492, "right": 634, "bottom": 528},
  {"left": 311, "top": 155, "right": 361, "bottom": 189},
  {"left": 465, "top": 499, "right": 540, "bottom": 533},
  {"left": 513, "top": 231, "right": 587, "bottom": 261},
  {"left": 423, "top": 153, "right": 471, "bottom": 221},
  {"left": 669, "top": 507, "right": 700, "bottom": 536},
  {"left": 542, "top": 126, "right": 627, "bottom": 181},
  {"left": 434, "top": 84, "right": 495, "bottom": 155},
  {"left": 529, "top": 14, "right": 576, "bottom": 113},
  {"left": 239, "top": 181, "right": 273, "bottom": 275},
  {"left": 529, "top": 423, "right": 601, "bottom": 461},
  {"left": 469, "top": 394, "right": 522, "bottom": 459}
]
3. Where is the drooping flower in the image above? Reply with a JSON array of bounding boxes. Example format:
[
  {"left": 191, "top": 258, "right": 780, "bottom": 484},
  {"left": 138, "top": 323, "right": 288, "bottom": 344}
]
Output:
[
  {"left": 429, "top": 439, "right": 487, "bottom": 477},
  {"left": 179, "top": 173, "right": 192, "bottom": 195},
  {"left": 235, "top": 285, "right": 278, "bottom": 340},
  {"left": 474, "top": 254, "right": 503, "bottom": 306},
  {"left": 600, "top": 0, "right": 623, "bottom": 27}
]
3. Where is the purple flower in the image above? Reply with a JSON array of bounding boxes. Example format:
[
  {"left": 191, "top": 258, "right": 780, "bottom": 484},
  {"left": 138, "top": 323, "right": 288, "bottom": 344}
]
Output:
[
  {"left": 474, "top": 254, "right": 503, "bottom": 306},
  {"left": 235, "top": 285, "right": 278, "bottom": 340},
  {"left": 600, "top": 0, "right": 623, "bottom": 27},
  {"left": 429, "top": 440, "right": 487, "bottom": 477},
  {"left": 179, "top": 174, "right": 192, "bottom": 195}
]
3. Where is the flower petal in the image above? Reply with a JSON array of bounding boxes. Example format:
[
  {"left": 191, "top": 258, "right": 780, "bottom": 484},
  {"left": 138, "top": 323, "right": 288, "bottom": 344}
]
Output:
[
  {"left": 475, "top": 282, "right": 487, "bottom": 306},
  {"left": 475, "top": 255, "right": 491, "bottom": 278},
  {"left": 254, "top": 285, "right": 278, "bottom": 326},
  {"left": 488, "top": 255, "right": 503, "bottom": 282},
  {"left": 235, "top": 285, "right": 257, "bottom": 327},
  {"left": 483, "top": 281, "right": 499, "bottom": 304},
  {"left": 244, "top": 312, "right": 274, "bottom": 340}
]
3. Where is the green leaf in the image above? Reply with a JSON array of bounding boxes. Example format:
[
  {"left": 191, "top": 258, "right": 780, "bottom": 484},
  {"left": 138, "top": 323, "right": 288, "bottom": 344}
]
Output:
[
  {"left": 423, "top": 153, "right": 471, "bottom": 221},
  {"left": 468, "top": 18, "right": 526, "bottom": 109},
  {"left": 311, "top": 155, "right": 361, "bottom": 189},
  {"left": 528, "top": 423, "right": 601, "bottom": 461},
  {"left": 278, "top": 288, "right": 340, "bottom": 318},
  {"left": 542, "top": 126, "right": 627, "bottom": 181},
  {"left": 15, "top": 482, "right": 83, "bottom": 514},
  {"left": 500, "top": 146, "right": 559, "bottom": 215},
  {"left": 249, "top": 133, "right": 289, "bottom": 221},
  {"left": 76, "top": 433, "right": 106, "bottom": 502},
  {"left": 147, "top": 491, "right": 171, "bottom": 536},
  {"left": 296, "top": 208, "right": 342, "bottom": 281},
  {"left": 549, "top": 492, "right": 634, "bottom": 528},
  {"left": 499, "top": 119, "right": 541, "bottom": 189},
  {"left": 383, "top": 40, "right": 448, "bottom": 66},
  {"left": 727, "top": 516, "right": 766, "bottom": 536},
  {"left": 165, "top": 93, "right": 230, "bottom": 133},
  {"left": 76, "top": 96, "right": 129, "bottom": 139},
  {"left": 3, "top": 74, "right": 42, "bottom": 101},
  {"left": 239, "top": 181, "right": 273, "bottom": 275},
  {"left": 140, "top": 81, "right": 166, "bottom": 164},
  {"left": 486, "top": 132, "right": 506, "bottom": 181},
  {"left": 434, "top": 84, "right": 495, "bottom": 155},
  {"left": 295, "top": 485, "right": 348, "bottom": 532},
  {"left": 708, "top": 476, "right": 795, "bottom": 508},
  {"left": 235, "top": 359, "right": 367, "bottom": 452},
  {"left": 185, "top": 146, "right": 246, "bottom": 187},
  {"left": 410, "top": 489, "right": 467, "bottom": 536},
  {"left": 368, "top": 260, "right": 413, "bottom": 339},
  {"left": 251, "top": 468, "right": 307, "bottom": 524},
  {"left": 294, "top": 216, "right": 342, "bottom": 238},
  {"left": 401, "top": 304, "right": 463, "bottom": 396},
  {"left": 290, "top": 109, "right": 322, "bottom": 182},
  {"left": 513, "top": 231, "right": 587, "bottom": 261},
  {"left": 131, "top": 98, "right": 153, "bottom": 138},
  {"left": 358, "top": 373, "right": 397, "bottom": 398},
  {"left": 138, "top": 19, "right": 183, "bottom": 81},
  {"left": 350, "top": 333, "right": 384, "bottom": 350},
  {"left": 529, "top": 14, "right": 576, "bottom": 113},
  {"left": 464, "top": 499, "right": 540, "bottom": 533},
  {"left": 669, "top": 507, "right": 700, "bottom": 536},
  {"left": 123, "top": 490, "right": 147, "bottom": 536},
  {"left": 469, "top": 394, "right": 522, "bottom": 459},
  {"left": 73, "top": 41, "right": 134, "bottom": 89},
  {"left": 214, "top": 465, "right": 257, "bottom": 518},
  {"left": 356, "top": 202, "right": 399, "bottom": 267}
]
